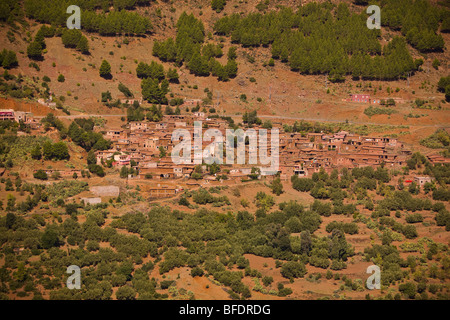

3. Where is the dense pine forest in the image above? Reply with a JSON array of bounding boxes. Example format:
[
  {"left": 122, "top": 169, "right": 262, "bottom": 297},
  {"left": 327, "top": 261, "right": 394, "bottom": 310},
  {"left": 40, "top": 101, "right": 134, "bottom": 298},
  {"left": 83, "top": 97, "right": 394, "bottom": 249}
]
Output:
[
  {"left": 22, "top": 0, "right": 154, "bottom": 35},
  {"left": 0, "top": 0, "right": 448, "bottom": 85},
  {"left": 213, "top": 0, "right": 447, "bottom": 82}
]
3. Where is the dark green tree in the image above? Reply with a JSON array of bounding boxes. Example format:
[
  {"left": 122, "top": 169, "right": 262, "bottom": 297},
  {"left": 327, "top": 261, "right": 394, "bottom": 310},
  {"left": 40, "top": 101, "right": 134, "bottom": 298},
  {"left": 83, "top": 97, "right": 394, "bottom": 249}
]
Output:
[
  {"left": 27, "top": 41, "right": 43, "bottom": 60},
  {"left": 41, "top": 228, "right": 60, "bottom": 249},
  {"left": 99, "top": 59, "right": 111, "bottom": 79}
]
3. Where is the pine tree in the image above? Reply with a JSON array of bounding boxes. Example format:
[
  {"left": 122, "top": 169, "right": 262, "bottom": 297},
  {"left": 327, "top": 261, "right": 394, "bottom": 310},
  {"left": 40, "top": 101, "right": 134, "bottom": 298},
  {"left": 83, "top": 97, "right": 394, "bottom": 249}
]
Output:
[
  {"left": 160, "top": 79, "right": 170, "bottom": 96},
  {"left": 289, "top": 49, "right": 302, "bottom": 71},
  {"left": 136, "top": 62, "right": 150, "bottom": 78},
  {"left": 99, "top": 59, "right": 111, "bottom": 79},
  {"left": 27, "top": 41, "right": 43, "bottom": 60},
  {"left": 141, "top": 78, "right": 167, "bottom": 104},
  {"left": 224, "top": 59, "right": 238, "bottom": 78},
  {"left": 166, "top": 68, "right": 179, "bottom": 83},
  {"left": 227, "top": 46, "right": 237, "bottom": 60},
  {"left": 42, "top": 141, "right": 53, "bottom": 160},
  {"left": 442, "top": 14, "right": 450, "bottom": 33},
  {"left": 149, "top": 61, "right": 165, "bottom": 80},
  {"left": 76, "top": 36, "right": 90, "bottom": 54},
  {"left": 87, "top": 150, "right": 97, "bottom": 165},
  {"left": 1, "top": 50, "right": 17, "bottom": 69},
  {"left": 188, "top": 51, "right": 209, "bottom": 76}
]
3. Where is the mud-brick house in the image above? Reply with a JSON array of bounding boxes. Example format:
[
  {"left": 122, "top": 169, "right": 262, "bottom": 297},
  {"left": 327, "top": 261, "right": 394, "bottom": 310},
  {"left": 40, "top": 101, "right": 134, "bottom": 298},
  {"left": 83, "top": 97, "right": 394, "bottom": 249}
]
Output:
[
  {"left": 143, "top": 136, "right": 160, "bottom": 151},
  {"left": 399, "top": 149, "right": 412, "bottom": 156},
  {"left": 293, "top": 165, "right": 308, "bottom": 177},
  {"left": 114, "top": 139, "right": 130, "bottom": 151},
  {"left": 414, "top": 176, "right": 432, "bottom": 186},
  {"left": 306, "top": 132, "right": 324, "bottom": 142},
  {"left": 332, "top": 131, "right": 348, "bottom": 141},
  {"left": 340, "top": 143, "right": 359, "bottom": 153},
  {"left": 343, "top": 134, "right": 363, "bottom": 149},
  {"left": 139, "top": 150, "right": 158, "bottom": 161},
  {"left": 355, "top": 153, "right": 382, "bottom": 166},
  {"left": 427, "top": 153, "right": 450, "bottom": 164},
  {"left": 173, "top": 166, "right": 184, "bottom": 178},
  {"left": 323, "top": 141, "right": 339, "bottom": 151},
  {"left": 148, "top": 185, "right": 178, "bottom": 198},
  {"left": 278, "top": 164, "right": 295, "bottom": 180},
  {"left": 139, "top": 161, "right": 157, "bottom": 169},
  {"left": 127, "top": 138, "right": 141, "bottom": 151},
  {"left": 140, "top": 166, "right": 175, "bottom": 179},
  {"left": 128, "top": 129, "right": 146, "bottom": 139},
  {"left": 384, "top": 137, "right": 398, "bottom": 148},
  {"left": 335, "top": 154, "right": 355, "bottom": 167},
  {"left": 129, "top": 151, "right": 144, "bottom": 164},
  {"left": 193, "top": 111, "right": 206, "bottom": 119},
  {"left": 156, "top": 134, "right": 173, "bottom": 153},
  {"left": 305, "top": 162, "right": 334, "bottom": 174},
  {"left": 347, "top": 152, "right": 391, "bottom": 167},
  {"left": 360, "top": 137, "right": 379, "bottom": 147},
  {"left": 362, "top": 136, "right": 396, "bottom": 147},
  {"left": 130, "top": 122, "right": 148, "bottom": 131},
  {"left": 182, "top": 99, "right": 202, "bottom": 108},
  {"left": 181, "top": 164, "right": 195, "bottom": 178},
  {"left": 165, "top": 122, "right": 177, "bottom": 131},
  {"left": 172, "top": 163, "right": 197, "bottom": 178},
  {"left": 278, "top": 136, "right": 288, "bottom": 150},
  {"left": 155, "top": 122, "right": 168, "bottom": 130},
  {"left": 105, "top": 129, "right": 127, "bottom": 141},
  {"left": 382, "top": 154, "right": 402, "bottom": 167},
  {"left": 283, "top": 147, "right": 301, "bottom": 158},
  {"left": 379, "top": 136, "right": 398, "bottom": 147},
  {"left": 294, "top": 138, "right": 312, "bottom": 149}
]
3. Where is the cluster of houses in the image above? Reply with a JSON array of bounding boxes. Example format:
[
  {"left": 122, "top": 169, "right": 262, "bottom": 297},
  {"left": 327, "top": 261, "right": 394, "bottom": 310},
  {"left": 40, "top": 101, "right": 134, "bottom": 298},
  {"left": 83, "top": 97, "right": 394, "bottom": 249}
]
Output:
[
  {"left": 93, "top": 114, "right": 416, "bottom": 186},
  {"left": 6, "top": 106, "right": 443, "bottom": 201}
]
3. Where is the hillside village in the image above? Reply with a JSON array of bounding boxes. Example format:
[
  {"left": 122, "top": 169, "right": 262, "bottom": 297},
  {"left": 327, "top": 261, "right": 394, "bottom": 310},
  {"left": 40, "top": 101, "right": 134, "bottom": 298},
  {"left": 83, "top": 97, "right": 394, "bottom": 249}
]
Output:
[{"left": 3, "top": 107, "right": 448, "bottom": 202}]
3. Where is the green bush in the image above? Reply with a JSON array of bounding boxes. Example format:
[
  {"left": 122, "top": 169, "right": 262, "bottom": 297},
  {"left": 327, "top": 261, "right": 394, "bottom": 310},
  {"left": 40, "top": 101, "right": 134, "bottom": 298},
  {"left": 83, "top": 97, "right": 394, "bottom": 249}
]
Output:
[
  {"left": 191, "top": 267, "right": 204, "bottom": 277},
  {"left": 33, "top": 170, "right": 48, "bottom": 180},
  {"left": 280, "top": 261, "right": 307, "bottom": 279},
  {"left": 399, "top": 282, "right": 416, "bottom": 299}
]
